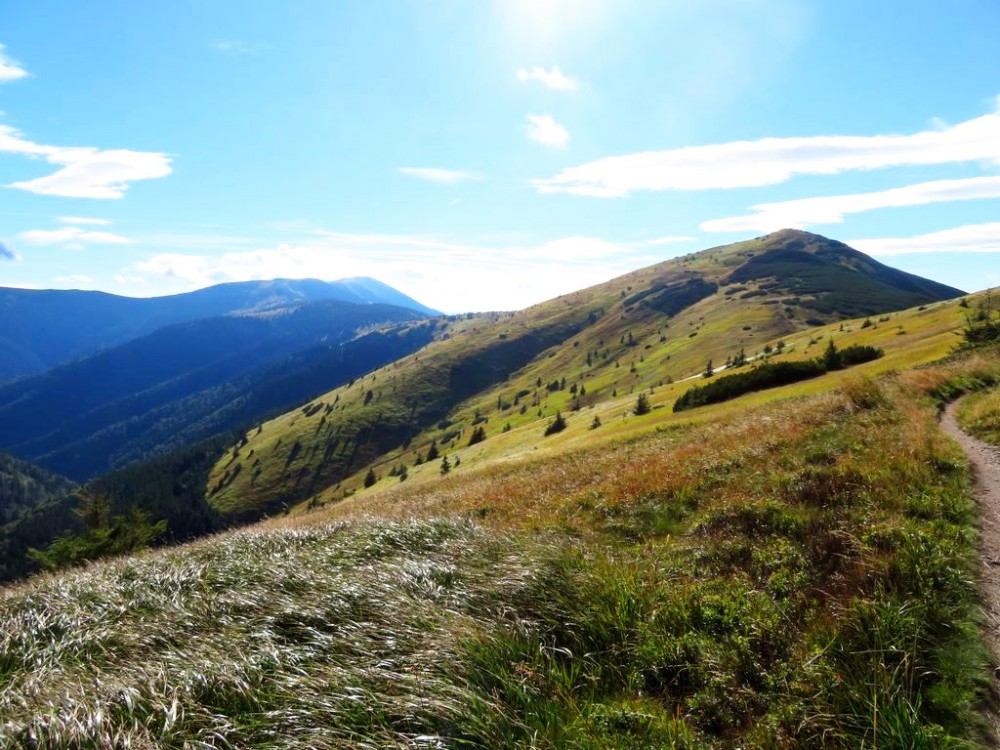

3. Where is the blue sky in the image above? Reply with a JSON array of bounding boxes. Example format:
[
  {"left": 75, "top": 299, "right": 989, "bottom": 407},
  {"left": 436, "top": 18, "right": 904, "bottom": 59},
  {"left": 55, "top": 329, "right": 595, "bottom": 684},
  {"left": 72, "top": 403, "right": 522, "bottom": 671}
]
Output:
[{"left": 1, "top": 0, "right": 998, "bottom": 312}]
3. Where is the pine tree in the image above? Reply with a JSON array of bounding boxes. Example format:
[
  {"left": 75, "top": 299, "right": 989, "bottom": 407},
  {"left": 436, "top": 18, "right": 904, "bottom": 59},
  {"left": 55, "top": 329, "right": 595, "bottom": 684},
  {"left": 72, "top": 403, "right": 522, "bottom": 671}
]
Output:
[
  {"left": 544, "top": 411, "right": 567, "bottom": 436},
  {"left": 364, "top": 468, "right": 377, "bottom": 488},
  {"left": 426, "top": 440, "right": 440, "bottom": 461},
  {"left": 634, "top": 392, "right": 651, "bottom": 415},
  {"left": 440, "top": 455, "right": 451, "bottom": 475}
]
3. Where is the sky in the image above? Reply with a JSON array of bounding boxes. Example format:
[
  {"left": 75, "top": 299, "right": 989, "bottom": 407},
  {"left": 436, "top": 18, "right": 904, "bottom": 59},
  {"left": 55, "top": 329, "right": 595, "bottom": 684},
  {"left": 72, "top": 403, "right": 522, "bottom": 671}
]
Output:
[{"left": 1, "top": 0, "right": 999, "bottom": 313}]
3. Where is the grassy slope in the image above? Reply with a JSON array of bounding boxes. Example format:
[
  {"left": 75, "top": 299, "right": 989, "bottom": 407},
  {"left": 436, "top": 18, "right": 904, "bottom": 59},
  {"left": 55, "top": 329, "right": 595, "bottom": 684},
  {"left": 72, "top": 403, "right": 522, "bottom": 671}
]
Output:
[
  {"left": 3, "top": 353, "right": 998, "bottom": 747},
  {"left": 959, "top": 387, "right": 1000, "bottom": 447},
  {"left": 209, "top": 230, "right": 964, "bottom": 516},
  {"left": 294, "top": 289, "right": 974, "bottom": 513}
]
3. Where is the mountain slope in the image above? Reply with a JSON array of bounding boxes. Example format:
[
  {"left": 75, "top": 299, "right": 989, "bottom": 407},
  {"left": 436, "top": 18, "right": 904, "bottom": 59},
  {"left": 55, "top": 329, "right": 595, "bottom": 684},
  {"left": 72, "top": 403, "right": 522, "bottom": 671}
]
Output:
[
  {"left": 0, "top": 301, "right": 439, "bottom": 480},
  {"left": 0, "top": 277, "right": 438, "bottom": 383},
  {"left": 0, "top": 450, "right": 76, "bottom": 526},
  {"left": 207, "top": 229, "right": 964, "bottom": 516}
]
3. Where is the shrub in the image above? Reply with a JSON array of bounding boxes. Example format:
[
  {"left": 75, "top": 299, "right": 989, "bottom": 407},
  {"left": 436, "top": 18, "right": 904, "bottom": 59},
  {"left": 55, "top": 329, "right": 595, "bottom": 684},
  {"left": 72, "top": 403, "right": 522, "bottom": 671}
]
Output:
[
  {"left": 544, "top": 411, "right": 567, "bottom": 436},
  {"left": 634, "top": 393, "right": 651, "bottom": 416},
  {"left": 674, "top": 360, "right": 825, "bottom": 412}
]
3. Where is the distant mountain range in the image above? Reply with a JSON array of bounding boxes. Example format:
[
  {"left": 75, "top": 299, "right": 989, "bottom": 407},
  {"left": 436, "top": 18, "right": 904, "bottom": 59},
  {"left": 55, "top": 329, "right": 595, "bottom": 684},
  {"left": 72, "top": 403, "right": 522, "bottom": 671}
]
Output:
[
  {"left": 0, "top": 301, "right": 440, "bottom": 480},
  {"left": 0, "top": 277, "right": 440, "bottom": 383}
]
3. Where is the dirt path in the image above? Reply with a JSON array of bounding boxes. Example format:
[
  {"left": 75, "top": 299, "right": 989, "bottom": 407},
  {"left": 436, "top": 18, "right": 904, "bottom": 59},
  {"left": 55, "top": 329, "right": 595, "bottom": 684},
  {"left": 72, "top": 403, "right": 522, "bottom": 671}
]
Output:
[{"left": 941, "top": 400, "right": 1000, "bottom": 741}]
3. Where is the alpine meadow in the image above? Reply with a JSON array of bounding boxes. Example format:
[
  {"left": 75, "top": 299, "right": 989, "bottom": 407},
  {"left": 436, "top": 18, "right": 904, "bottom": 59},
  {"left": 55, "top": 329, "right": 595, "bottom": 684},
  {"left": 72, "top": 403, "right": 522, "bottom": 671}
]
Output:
[{"left": 2, "top": 3, "right": 1000, "bottom": 748}]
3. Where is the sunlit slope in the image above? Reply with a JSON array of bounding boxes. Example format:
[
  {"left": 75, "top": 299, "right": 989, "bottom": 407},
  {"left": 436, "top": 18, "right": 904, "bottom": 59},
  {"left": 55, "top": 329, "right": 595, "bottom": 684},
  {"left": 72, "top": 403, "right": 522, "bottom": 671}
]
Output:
[
  {"left": 304, "top": 288, "right": 979, "bottom": 515},
  {"left": 208, "top": 229, "right": 965, "bottom": 516}
]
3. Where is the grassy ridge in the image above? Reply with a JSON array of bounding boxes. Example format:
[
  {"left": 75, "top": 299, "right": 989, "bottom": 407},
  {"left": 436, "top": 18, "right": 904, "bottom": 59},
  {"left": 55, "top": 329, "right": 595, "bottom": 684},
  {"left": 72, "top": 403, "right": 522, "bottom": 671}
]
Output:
[
  {"left": 4, "top": 356, "right": 998, "bottom": 747},
  {"left": 209, "top": 233, "right": 967, "bottom": 519}
]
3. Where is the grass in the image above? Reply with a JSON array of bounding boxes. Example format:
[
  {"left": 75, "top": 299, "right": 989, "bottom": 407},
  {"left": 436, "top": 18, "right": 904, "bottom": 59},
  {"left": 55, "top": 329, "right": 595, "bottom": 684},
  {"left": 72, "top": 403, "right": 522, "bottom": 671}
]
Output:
[
  {"left": 4, "top": 354, "right": 998, "bottom": 747},
  {"left": 206, "top": 230, "right": 968, "bottom": 519},
  {"left": 958, "top": 387, "right": 1000, "bottom": 446}
]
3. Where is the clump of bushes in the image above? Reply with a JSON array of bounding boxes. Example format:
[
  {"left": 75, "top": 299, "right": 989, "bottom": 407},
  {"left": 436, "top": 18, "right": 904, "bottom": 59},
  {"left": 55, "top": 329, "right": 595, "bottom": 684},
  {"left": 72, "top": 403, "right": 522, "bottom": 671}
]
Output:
[{"left": 674, "top": 341, "right": 883, "bottom": 412}]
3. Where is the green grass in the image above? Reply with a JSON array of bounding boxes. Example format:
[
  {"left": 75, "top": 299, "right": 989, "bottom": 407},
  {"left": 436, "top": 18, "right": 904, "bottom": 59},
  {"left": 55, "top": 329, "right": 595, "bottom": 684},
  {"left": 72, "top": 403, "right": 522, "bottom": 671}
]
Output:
[
  {"left": 207, "top": 230, "right": 967, "bottom": 519},
  {"left": 958, "top": 387, "right": 1000, "bottom": 446},
  {"left": 3, "top": 359, "right": 996, "bottom": 748}
]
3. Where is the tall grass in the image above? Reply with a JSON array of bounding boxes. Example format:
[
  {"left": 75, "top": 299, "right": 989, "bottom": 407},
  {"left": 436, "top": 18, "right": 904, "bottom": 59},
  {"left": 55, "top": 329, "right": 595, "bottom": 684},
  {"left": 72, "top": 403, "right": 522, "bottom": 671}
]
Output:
[{"left": 1, "top": 360, "right": 996, "bottom": 747}]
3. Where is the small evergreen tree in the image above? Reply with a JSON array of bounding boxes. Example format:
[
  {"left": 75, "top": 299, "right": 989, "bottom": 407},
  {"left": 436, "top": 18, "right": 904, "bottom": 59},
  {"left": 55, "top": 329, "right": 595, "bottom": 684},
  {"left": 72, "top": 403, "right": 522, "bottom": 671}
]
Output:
[
  {"left": 634, "top": 392, "right": 651, "bottom": 415},
  {"left": 426, "top": 440, "right": 440, "bottom": 461},
  {"left": 544, "top": 411, "right": 567, "bottom": 436},
  {"left": 440, "top": 455, "right": 451, "bottom": 475},
  {"left": 703, "top": 359, "right": 714, "bottom": 378},
  {"left": 28, "top": 489, "right": 166, "bottom": 572},
  {"left": 468, "top": 425, "right": 487, "bottom": 445},
  {"left": 823, "top": 339, "right": 843, "bottom": 371},
  {"left": 364, "top": 468, "right": 377, "bottom": 488},
  {"left": 590, "top": 415, "right": 602, "bottom": 429}
]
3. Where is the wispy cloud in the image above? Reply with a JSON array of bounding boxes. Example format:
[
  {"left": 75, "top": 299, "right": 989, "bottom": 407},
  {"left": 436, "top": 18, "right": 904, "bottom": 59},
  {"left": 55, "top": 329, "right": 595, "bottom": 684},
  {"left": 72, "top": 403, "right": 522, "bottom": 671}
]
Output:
[
  {"left": 133, "top": 231, "right": 658, "bottom": 312},
  {"left": 397, "top": 167, "right": 481, "bottom": 184},
  {"left": 19, "top": 226, "right": 133, "bottom": 246},
  {"left": 703, "top": 176, "right": 1000, "bottom": 233},
  {"left": 0, "top": 241, "right": 18, "bottom": 260},
  {"left": 54, "top": 274, "right": 93, "bottom": 285},
  {"left": 525, "top": 114, "right": 569, "bottom": 149},
  {"left": 57, "top": 216, "right": 112, "bottom": 226},
  {"left": 0, "top": 44, "right": 28, "bottom": 82},
  {"left": 849, "top": 222, "right": 1000, "bottom": 257},
  {"left": 1, "top": 124, "right": 172, "bottom": 199},
  {"left": 646, "top": 235, "right": 696, "bottom": 245},
  {"left": 517, "top": 66, "right": 579, "bottom": 92},
  {"left": 212, "top": 40, "right": 270, "bottom": 55},
  {"left": 536, "top": 97, "right": 1000, "bottom": 197}
]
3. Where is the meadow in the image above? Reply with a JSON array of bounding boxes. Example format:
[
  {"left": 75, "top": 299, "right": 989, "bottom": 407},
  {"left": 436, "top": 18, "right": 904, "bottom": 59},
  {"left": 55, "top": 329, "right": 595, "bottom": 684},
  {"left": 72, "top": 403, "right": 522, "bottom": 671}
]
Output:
[{"left": 3, "top": 351, "right": 999, "bottom": 748}]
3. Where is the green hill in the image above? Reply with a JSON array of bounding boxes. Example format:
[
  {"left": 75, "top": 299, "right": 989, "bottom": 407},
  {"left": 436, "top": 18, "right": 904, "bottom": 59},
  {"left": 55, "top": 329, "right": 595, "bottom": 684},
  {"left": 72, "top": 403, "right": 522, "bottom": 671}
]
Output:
[
  {"left": 206, "top": 229, "right": 964, "bottom": 516},
  {"left": 0, "top": 451, "right": 75, "bottom": 526}
]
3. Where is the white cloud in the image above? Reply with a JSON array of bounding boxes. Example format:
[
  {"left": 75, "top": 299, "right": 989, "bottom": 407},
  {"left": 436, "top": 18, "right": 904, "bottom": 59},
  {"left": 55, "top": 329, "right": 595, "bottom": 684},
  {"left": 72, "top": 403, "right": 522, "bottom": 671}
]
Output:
[
  {"left": 212, "top": 40, "right": 269, "bottom": 54},
  {"left": 517, "top": 66, "right": 579, "bottom": 91},
  {"left": 19, "top": 226, "right": 133, "bottom": 246},
  {"left": 54, "top": 274, "right": 94, "bottom": 285},
  {"left": 536, "top": 97, "right": 1000, "bottom": 197},
  {"left": 525, "top": 114, "right": 569, "bottom": 149},
  {"left": 0, "top": 240, "right": 18, "bottom": 260},
  {"left": 133, "top": 231, "right": 659, "bottom": 313},
  {"left": 646, "top": 235, "right": 696, "bottom": 245},
  {"left": 397, "top": 167, "right": 480, "bottom": 184},
  {"left": 1, "top": 124, "right": 172, "bottom": 199},
  {"left": 57, "top": 216, "right": 112, "bottom": 225},
  {"left": 0, "top": 45, "right": 28, "bottom": 82},
  {"left": 849, "top": 223, "right": 1000, "bottom": 257},
  {"left": 703, "top": 176, "right": 1000, "bottom": 233}
]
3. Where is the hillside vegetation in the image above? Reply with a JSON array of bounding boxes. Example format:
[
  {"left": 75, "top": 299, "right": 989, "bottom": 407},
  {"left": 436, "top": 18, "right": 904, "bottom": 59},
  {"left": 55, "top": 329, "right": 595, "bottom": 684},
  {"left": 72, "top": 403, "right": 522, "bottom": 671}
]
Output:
[
  {"left": 0, "top": 302, "right": 436, "bottom": 480},
  {"left": 2, "top": 352, "right": 997, "bottom": 747},
  {"left": 0, "top": 451, "right": 75, "bottom": 526},
  {"left": 209, "top": 230, "right": 965, "bottom": 517}
]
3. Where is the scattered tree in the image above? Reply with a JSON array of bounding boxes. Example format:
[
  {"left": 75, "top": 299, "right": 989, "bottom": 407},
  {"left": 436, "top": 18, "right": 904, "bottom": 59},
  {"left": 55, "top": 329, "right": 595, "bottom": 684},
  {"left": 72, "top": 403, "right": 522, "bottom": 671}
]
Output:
[
  {"left": 634, "top": 392, "right": 651, "bottom": 415},
  {"left": 544, "top": 411, "right": 567, "bottom": 436},
  {"left": 28, "top": 489, "right": 167, "bottom": 572}
]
